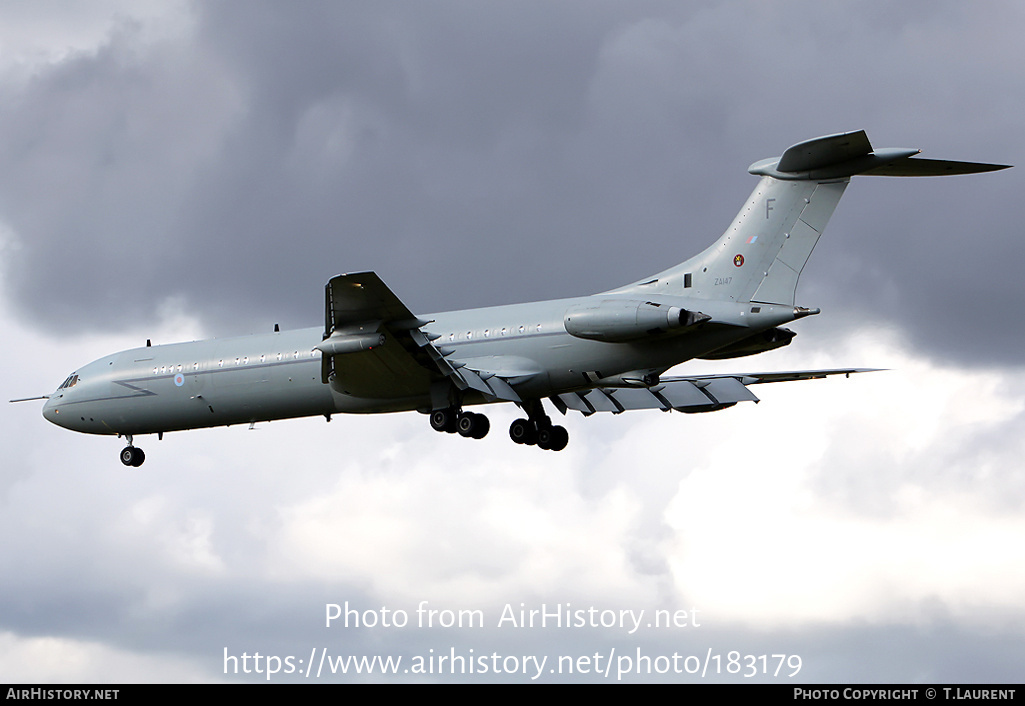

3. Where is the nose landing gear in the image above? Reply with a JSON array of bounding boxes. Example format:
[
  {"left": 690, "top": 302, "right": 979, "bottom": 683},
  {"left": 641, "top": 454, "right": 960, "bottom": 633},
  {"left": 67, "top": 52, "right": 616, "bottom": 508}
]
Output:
[{"left": 119, "top": 435, "right": 146, "bottom": 467}]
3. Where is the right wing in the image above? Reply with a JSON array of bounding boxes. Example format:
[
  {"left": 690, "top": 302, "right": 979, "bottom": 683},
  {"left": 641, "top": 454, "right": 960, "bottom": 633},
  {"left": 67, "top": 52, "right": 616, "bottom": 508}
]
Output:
[{"left": 550, "top": 368, "right": 879, "bottom": 416}]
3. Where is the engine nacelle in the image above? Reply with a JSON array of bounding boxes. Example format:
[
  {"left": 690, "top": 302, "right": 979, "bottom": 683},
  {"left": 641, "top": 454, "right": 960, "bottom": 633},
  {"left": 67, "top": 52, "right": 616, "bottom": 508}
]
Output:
[
  {"left": 699, "top": 327, "right": 796, "bottom": 360},
  {"left": 316, "top": 332, "right": 386, "bottom": 356},
  {"left": 564, "top": 300, "right": 708, "bottom": 343}
]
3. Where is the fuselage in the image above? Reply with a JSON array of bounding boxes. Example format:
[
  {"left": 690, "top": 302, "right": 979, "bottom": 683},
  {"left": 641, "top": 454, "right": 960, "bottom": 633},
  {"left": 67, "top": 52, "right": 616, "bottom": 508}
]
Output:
[{"left": 41, "top": 293, "right": 799, "bottom": 438}]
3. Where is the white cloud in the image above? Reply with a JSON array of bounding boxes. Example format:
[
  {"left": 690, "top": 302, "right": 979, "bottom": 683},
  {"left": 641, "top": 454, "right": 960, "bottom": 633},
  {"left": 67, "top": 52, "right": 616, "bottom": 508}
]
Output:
[
  {"left": 266, "top": 430, "right": 645, "bottom": 606},
  {"left": 662, "top": 332, "right": 1025, "bottom": 629},
  {"left": 0, "top": 1, "right": 192, "bottom": 72},
  {"left": 0, "top": 631, "right": 207, "bottom": 683}
]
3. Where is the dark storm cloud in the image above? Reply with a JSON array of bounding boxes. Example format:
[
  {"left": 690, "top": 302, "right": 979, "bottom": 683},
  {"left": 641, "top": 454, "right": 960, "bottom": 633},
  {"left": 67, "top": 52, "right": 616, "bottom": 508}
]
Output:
[{"left": 0, "top": 1, "right": 1021, "bottom": 365}]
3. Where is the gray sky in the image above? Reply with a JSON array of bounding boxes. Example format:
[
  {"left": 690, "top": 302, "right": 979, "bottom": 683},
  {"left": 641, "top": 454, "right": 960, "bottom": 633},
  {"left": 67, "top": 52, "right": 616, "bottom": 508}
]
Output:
[{"left": 2, "top": 0, "right": 1024, "bottom": 683}]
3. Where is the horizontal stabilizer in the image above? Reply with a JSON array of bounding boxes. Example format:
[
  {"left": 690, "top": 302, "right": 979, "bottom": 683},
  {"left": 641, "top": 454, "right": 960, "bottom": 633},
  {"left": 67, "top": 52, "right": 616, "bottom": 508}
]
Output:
[
  {"left": 862, "top": 158, "right": 1011, "bottom": 177},
  {"left": 749, "top": 130, "right": 1010, "bottom": 180},
  {"left": 776, "top": 130, "right": 874, "bottom": 172}
]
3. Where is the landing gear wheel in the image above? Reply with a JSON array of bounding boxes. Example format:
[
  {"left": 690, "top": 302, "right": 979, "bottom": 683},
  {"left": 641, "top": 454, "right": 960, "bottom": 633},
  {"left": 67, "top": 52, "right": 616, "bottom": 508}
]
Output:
[
  {"left": 430, "top": 409, "right": 458, "bottom": 433},
  {"left": 547, "top": 425, "right": 569, "bottom": 451},
  {"left": 509, "top": 418, "right": 537, "bottom": 445},
  {"left": 537, "top": 426, "right": 554, "bottom": 450},
  {"left": 457, "top": 412, "right": 490, "bottom": 439},
  {"left": 512, "top": 400, "right": 570, "bottom": 451},
  {"left": 120, "top": 446, "right": 145, "bottom": 467}
]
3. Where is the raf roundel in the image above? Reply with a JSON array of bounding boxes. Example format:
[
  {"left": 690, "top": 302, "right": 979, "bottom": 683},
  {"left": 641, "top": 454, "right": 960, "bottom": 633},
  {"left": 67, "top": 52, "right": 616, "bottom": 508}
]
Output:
[
  {"left": 734, "top": 254, "right": 745, "bottom": 267},
  {"left": 174, "top": 373, "right": 185, "bottom": 387}
]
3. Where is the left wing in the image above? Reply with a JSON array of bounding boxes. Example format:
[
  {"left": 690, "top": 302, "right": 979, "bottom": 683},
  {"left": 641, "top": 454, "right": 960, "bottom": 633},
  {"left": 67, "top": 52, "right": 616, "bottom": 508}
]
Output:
[
  {"left": 320, "top": 272, "right": 451, "bottom": 399},
  {"left": 319, "top": 272, "right": 521, "bottom": 403},
  {"left": 550, "top": 368, "right": 878, "bottom": 416}
]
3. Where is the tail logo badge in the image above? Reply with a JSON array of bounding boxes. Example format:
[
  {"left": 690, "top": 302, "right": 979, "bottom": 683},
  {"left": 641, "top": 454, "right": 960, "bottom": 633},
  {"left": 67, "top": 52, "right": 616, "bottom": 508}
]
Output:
[{"left": 734, "top": 254, "right": 745, "bottom": 267}]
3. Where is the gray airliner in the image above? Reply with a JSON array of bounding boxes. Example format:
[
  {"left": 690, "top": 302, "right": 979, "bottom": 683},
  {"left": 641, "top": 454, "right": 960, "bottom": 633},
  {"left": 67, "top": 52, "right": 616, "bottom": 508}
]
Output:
[{"left": 17, "top": 131, "right": 1008, "bottom": 465}]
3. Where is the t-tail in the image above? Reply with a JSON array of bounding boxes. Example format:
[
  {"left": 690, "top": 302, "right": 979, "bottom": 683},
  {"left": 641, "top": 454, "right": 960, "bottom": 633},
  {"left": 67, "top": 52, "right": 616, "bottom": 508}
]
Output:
[{"left": 612, "top": 130, "right": 1009, "bottom": 306}]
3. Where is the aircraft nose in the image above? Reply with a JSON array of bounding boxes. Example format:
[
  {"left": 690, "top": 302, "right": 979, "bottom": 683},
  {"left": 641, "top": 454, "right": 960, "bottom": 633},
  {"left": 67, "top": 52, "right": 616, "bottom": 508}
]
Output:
[
  {"left": 42, "top": 398, "right": 71, "bottom": 429},
  {"left": 42, "top": 398, "right": 58, "bottom": 424}
]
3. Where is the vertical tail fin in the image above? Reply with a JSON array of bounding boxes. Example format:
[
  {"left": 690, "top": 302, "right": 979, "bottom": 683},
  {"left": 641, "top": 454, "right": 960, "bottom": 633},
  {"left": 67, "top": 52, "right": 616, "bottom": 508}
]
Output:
[
  {"left": 746, "top": 178, "right": 847, "bottom": 306},
  {"left": 681, "top": 174, "right": 847, "bottom": 307},
  {"left": 611, "top": 130, "right": 1009, "bottom": 306}
]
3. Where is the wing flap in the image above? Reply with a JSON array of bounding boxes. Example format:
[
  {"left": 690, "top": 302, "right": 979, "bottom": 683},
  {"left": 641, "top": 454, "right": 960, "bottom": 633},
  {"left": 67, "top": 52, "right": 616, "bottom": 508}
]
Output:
[
  {"left": 484, "top": 375, "right": 522, "bottom": 402},
  {"left": 552, "top": 369, "right": 877, "bottom": 415},
  {"left": 556, "top": 391, "right": 596, "bottom": 415},
  {"left": 586, "top": 389, "right": 623, "bottom": 413},
  {"left": 656, "top": 380, "right": 716, "bottom": 409},
  {"left": 607, "top": 387, "right": 669, "bottom": 411},
  {"left": 701, "top": 377, "right": 759, "bottom": 404}
]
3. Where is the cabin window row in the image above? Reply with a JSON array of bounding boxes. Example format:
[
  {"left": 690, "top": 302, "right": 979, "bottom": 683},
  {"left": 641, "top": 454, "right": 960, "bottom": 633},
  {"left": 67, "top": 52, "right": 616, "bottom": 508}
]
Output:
[
  {"left": 151, "top": 349, "right": 319, "bottom": 375},
  {"left": 444, "top": 323, "right": 543, "bottom": 343}
]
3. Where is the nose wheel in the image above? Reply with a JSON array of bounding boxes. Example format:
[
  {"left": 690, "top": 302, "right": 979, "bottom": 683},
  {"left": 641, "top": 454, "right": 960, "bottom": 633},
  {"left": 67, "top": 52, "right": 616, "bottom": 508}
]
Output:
[
  {"left": 120, "top": 445, "right": 145, "bottom": 467},
  {"left": 119, "top": 435, "right": 146, "bottom": 467}
]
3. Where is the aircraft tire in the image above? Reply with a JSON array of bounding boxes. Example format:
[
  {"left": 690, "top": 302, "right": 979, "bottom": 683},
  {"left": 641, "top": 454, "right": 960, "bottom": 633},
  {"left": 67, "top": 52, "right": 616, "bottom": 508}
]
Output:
[
  {"left": 536, "top": 425, "right": 569, "bottom": 451},
  {"left": 548, "top": 426, "right": 569, "bottom": 451},
  {"left": 120, "top": 446, "right": 145, "bottom": 467},
  {"left": 457, "top": 412, "right": 488, "bottom": 438},
  {"left": 471, "top": 413, "right": 490, "bottom": 439},
  {"left": 509, "top": 418, "right": 536, "bottom": 445},
  {"left": 536, "top": 427, "right": 554, "bottom": 450},
  {"left": 430, "top": 409, "right": 458, "bottom": 433}
]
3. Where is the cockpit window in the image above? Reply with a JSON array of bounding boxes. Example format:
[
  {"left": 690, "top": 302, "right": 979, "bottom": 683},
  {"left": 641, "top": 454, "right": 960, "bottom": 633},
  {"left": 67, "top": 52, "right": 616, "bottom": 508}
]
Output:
[{"left": 58, "top": 374, "right": 79, "bottom": 390}]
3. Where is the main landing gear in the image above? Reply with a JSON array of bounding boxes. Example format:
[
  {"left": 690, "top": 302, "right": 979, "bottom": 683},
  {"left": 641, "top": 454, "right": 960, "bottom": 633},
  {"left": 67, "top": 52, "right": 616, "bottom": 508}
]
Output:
[
  {"left": 509, "top": 418, "right": 568, "bottom": 451},
  {"left": 509, "top": 400, "right": 569, "bottom": 452},
  {"left": 429, "top": 408, "right": 491, "bottom": 439},
  {"left": 119, "top": 434, "right": 146, "bottom": 467},
  {"left": 428, "top": 399, "right": 569, "bottom": 450}
]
